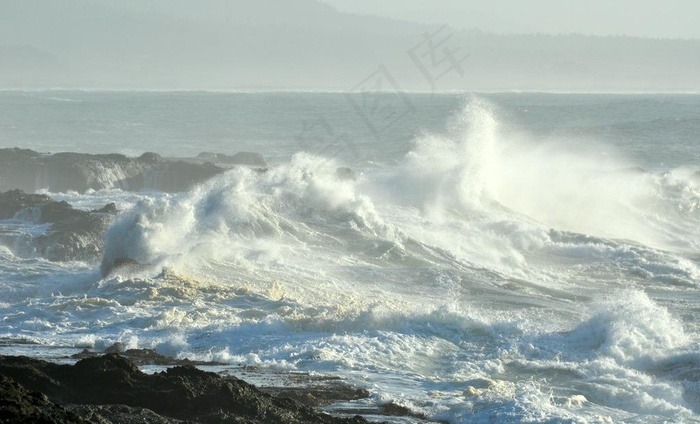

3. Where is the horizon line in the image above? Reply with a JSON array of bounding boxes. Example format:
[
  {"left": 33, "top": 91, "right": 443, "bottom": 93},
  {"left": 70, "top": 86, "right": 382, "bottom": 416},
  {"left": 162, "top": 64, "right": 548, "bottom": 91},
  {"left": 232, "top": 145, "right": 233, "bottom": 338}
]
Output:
[{"left": 1, "top": 88, "right": 699, "bottom": 96}]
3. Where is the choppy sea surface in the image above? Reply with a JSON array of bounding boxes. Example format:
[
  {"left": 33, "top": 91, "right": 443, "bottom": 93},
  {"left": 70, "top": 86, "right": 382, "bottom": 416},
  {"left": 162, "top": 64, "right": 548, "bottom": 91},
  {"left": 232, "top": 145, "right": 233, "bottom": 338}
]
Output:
[{"left": 1, "top": 91, "right": 700, "bottom": 423}]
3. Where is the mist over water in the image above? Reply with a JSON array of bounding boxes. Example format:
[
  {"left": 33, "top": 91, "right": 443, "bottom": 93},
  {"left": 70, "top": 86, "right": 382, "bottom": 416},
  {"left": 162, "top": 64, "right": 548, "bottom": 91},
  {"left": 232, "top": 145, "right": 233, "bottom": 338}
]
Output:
[
  {"left": 1, "top": 92, "right": 700, "bottom": 422},
  {"left": 2, "top": 0, "right": 700, "bottom": 90}
]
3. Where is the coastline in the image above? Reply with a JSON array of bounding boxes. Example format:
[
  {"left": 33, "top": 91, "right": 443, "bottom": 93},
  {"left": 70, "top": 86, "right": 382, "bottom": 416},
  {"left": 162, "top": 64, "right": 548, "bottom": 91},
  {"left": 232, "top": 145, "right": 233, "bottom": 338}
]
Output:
[
  {"left": 0, "top": 184, "right": 434, "bottom": 423},
  {"left": 0, "top": 345, "right": 435, "bottom": 423}
]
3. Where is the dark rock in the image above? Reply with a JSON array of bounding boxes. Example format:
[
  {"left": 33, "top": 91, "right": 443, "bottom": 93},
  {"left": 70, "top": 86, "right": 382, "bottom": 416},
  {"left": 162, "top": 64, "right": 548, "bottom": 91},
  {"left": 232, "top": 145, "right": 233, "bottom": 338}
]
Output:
[
  {"left": 379, "top": 402, "right": 428, "bottom": 420},
  {"left": 76, "top": 344, "right": 223, "bottom": 367},
  {"left": 0, "top": 189, "right": 51, "bottom": 219},
  {"left": 66, "top": 404, "right": 183, "bottom": 423},
  {"left": 0, "top": 148, "right": 266, "bottom": 194},
  {"left": 0, "top": 356, "right": 64, "bottom": 405},
  {"left": 111, "top": 257, "right": 141, "bottom": 268},
  {"left": 0, "top": 147, "right": 42, "bottom": 161},
  {"left": 100, "top": 257, "right": 150, "bottom": 277},
  {"left": 38, "top": 200, "right": 83, "bottom": 223},
  {"left": 335, "top": 167, "right": 356, "bottom": 181},
  {"left": 262, "top": 383, "right": 370, "bottom": 408},
  {"left": 0, "top": 354, "right": 371, "bottom": 424},
  {"left": 136, "top": 161, "right": 223, "bottom": 193},
  {"left": 0, "top": 375, "right": 89, "bottom": 424},
  {"left": 0, "top": 189, "right": 116, "bottom": 261},
  {"left": 217, "top": 152, "right": 267, "bottom": 167},
  {"left": 70, "top": 349, "right": 96, "bottom": 360},
  {"left": 138, "top": 152, "right": 163, "bottom": 164},
  {"left": 93, "top": 203, "right": 118, "bottom": 214},
  {"left": 32, "top": 152, "right": 136, "bottom": 192},
  {"left": 104, "top": 342, "right": 127, "bottom": 354}
]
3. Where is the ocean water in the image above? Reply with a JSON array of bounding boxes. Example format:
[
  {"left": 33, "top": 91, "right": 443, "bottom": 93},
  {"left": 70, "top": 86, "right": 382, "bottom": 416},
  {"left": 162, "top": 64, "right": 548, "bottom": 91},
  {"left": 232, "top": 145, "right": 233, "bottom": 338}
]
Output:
[{"left": 1, "top": 91, "right": 700, "bottom": 423}]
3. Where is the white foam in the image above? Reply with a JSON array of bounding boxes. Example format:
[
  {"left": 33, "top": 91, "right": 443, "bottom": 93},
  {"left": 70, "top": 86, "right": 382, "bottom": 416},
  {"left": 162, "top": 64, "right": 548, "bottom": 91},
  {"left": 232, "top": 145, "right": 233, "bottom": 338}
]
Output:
[{"left": 3, "top": 95, "right": 700, "bottom": 423}]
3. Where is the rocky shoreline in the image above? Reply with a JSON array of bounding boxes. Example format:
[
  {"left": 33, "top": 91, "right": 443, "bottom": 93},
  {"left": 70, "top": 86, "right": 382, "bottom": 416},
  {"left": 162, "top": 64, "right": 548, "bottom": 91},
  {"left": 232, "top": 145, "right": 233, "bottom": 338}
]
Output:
[
  {"left": 0, "top": 149, "right": 420, "bottom": 423},
  {"left": 0, "top": 148, "right": 267, "bottom": 194},
  {"left": 0, "top": 189, "right": 117, "bottom": 261},
  {"left": 0, "top": 352, "right": 374, "bottom": 424}
]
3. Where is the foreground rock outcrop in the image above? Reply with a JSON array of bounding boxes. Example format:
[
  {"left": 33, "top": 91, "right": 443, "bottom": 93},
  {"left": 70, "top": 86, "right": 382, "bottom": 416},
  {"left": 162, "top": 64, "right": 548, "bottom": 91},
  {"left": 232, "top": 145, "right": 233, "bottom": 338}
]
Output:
[
  {"left": 0, "top": 148, "right": 267, "bottom": 193},
  {"left": 0, "top": 189, "right": 117, "bottom": 261},
  {"left": 0, "top": 354, "right": 369, "bottom": 424}
]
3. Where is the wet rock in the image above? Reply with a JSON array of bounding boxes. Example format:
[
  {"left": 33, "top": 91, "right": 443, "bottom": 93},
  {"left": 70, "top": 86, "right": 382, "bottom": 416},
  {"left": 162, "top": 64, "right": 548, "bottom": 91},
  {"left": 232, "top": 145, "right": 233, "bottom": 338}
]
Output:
[
  {"left": 0, "top": 189, "right": 117, "bottom": 261},
  {"left": 261, "top": 382, "right": 370, "bottom": 408},
  {"left": 70, "top": 349, "right": 97, "bottom": 360},
  {"left": 0, "top": 149, "right": 136, "bottom": 192},
  {"left": 0, "top": 147, "right": 41, "bottom": 162},
  {"left": 217, "top": 152, "right": 267, "bottom": 167},
  {"left": 66, "top": 404, "right": 183, "bottom": 423},
  {"left": 379, "top": 402, "right": 427, "bottom": 419},
  {"left": 94, "top": 203, "right": 118, "bottom": 214},
  {"left": 138, "top": 152, "right": 163, "bottom": 164},
  {"left": 74, "top": 345, "right": 225, "bottom": 367},
  {"left": 0, "top": 148, "right": 267, "bottom": 194},
  {"left": 127, "top": 161, "right": 223, "bottom": 193},
  {"left": 0, "top": 375, "right": 89, "bottom": 424},
  {"left": 31, "top": 151, "right": 138, "bottom": 193},
  {"left": 0, "top": 354, "right": 371, "bottom": 424},
  {"left": 104, "top": 342, "right": 127, "bottom": 354},
  {"left": 101, "top": 257, "right": 147, "bottom": 276},
  {"left": 335, "top": 167, "right": 356, "bottom": 181},
  {"left": 0, "top": 190, "right": 50, "bottom": 219}
]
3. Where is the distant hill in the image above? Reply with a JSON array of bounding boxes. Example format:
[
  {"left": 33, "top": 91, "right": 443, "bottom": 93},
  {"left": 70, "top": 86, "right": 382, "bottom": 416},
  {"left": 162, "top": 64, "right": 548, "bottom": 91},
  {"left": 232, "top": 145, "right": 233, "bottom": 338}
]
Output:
[{"left": 0, "top": 0, "right": 698, "bottom": 91}]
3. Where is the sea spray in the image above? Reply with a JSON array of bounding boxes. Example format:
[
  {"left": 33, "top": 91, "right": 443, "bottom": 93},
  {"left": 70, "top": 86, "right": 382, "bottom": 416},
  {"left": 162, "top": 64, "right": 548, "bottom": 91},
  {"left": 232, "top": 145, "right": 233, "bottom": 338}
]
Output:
[{"left": 3, "top": 93, "right": 700, "bottom": 423}]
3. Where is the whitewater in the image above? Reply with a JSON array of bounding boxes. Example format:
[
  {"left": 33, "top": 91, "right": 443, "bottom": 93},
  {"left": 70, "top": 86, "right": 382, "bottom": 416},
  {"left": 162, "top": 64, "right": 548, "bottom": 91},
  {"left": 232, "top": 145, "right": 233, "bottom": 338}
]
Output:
[{"left": 1, "top": 91, "right": 700, "bottom": 422}]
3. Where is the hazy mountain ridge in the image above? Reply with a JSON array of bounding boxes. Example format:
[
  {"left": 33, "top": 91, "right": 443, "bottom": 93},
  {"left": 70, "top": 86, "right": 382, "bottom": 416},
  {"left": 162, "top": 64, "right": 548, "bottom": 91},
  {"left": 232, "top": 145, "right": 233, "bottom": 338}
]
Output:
[{"left": 1, "top": 0, "right": 698, "bottom": 91}]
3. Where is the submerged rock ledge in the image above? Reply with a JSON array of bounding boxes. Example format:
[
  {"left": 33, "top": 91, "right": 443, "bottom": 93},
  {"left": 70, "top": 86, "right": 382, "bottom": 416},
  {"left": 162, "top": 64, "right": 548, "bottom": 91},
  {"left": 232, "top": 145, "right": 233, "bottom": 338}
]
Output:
[{"left": 0, "top": 353, "right": 371, "bottom": 424}]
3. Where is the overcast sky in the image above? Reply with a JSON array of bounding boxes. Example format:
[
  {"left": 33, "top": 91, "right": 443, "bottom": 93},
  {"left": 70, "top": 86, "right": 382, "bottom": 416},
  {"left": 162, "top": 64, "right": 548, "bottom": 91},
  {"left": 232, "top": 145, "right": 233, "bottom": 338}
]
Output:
[{"left": 321, "top": 0, "right": 700, "bottom": 39}]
